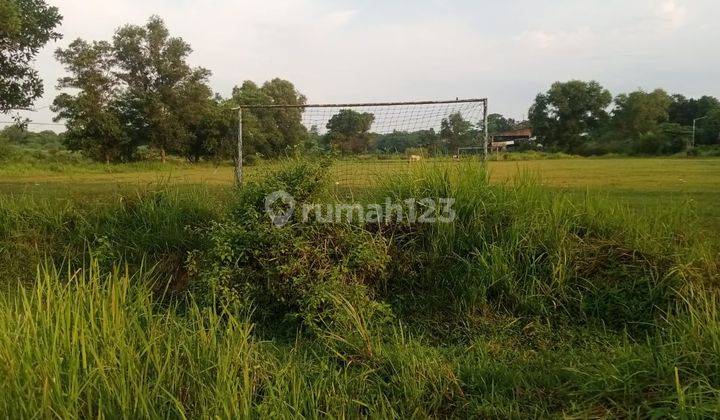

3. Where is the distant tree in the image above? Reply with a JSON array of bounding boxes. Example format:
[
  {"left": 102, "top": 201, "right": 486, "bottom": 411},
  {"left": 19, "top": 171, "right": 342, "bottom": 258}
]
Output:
[
  {"left": 632, "top": 123, "right": 689, "bottom": 155},
  {"left": 418, "top": 129, "right": 440, "bottom": 155},
  {"left": 231, "top": 78, "right": 307, "bottom": 157},
  {"left": 112, "top": 16, "right": 213, "bottom": 162},
  {"left": 612, "top": 89, "right": 672, "bottom": 140},
  {"left": 261, "top": 78, "right": 307, "bottom": 151},
  {"left": 440, "top": 112, "right": 475, "bottom": 153},
  {"left": 325, "top": 109, "right": 375, "bottom": 154},
  {"left": 0, "top": 125, "right": 64, "bottom": 149},
  {"left": 668, "top": 95, "right": 720, "bottom": 145},
  {"left": 486, "top": 113, "right": 516, "bottom": 134},
  {"left": 182, "top": 96, "right": 234, "bottom": 162},
  {"left": 703, "top": 108, "right": 720, "bottom": 146},
  {"left": 304, "top": 124, "right": 322, "bottom": 153},
  {"left": 0, "top": 0, "right": 62, "bottom": 111},
  {"left": 52, "top": 40, "right": 132, "bottom": 163},
  {"left": 375, "top": 130, "right": 423, "bottom": 153},
  {"left": 669, "top": 95, "right": 720, "bottom": 125},
  {"left": 529, "top": 80, "right": 612, "bottom": 152},
  {"left": 0, "top": 124, "right": 27, "bottom": 144}
]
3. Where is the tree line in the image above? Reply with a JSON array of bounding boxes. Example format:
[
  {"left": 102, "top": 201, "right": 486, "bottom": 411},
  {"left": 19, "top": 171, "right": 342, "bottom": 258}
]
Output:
[
  {"left": 50, "top": 16, "right": 314, "bottom": 163},
  {"left": 2, "top": 1, "right": 719, "bottom": 161},
  {"left": 529, "top": 80, "right": 720, "bottom": 155}
]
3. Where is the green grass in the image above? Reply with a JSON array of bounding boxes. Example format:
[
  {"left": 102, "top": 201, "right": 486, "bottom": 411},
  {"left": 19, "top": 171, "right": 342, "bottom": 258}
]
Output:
[
  {"left": 0, "top": 157, "right": 719, "bottom": 416},
  {"left": 2, "top": 157, "right": 717, "bottom": 230}
]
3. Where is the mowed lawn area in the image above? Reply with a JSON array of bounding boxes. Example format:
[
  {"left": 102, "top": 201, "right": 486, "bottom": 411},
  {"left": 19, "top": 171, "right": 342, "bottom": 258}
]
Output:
[{"left": 1, "top": 157, "right": 719, "bottom": 234}]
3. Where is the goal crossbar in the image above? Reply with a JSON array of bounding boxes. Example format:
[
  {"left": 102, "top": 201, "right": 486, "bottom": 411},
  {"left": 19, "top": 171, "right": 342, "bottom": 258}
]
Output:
[{"left": 232, "top": 98, "right": 487, "bottom": 109}]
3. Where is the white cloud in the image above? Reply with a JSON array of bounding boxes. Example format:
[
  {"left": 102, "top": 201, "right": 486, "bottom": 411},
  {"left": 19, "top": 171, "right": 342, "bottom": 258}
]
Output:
[
  {"left": 657, "top": 0, "right": 688, "bottom": 30},
  {"left": 516, "top": 27, "right": 595, "bottom": 50},
  {"left": 322, "top": 9, "right": 357, "bottom": 28}
]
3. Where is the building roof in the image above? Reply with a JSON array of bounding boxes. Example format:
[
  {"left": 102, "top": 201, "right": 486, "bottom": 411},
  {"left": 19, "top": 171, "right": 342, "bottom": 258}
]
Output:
[{"left": 494, "top": 128, "right": 533, "bottom": 138}]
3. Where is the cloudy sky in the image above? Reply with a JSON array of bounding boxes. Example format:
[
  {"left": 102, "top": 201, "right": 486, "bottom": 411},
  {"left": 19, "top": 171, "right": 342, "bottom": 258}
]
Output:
[{"left": 6, "top": 0, "right": 720, "bottom": 129}]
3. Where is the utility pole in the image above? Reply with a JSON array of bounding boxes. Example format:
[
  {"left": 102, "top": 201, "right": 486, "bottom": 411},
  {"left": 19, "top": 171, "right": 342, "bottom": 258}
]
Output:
[{"left": 692, "top": 115, "right": 708, "bottom": 150}]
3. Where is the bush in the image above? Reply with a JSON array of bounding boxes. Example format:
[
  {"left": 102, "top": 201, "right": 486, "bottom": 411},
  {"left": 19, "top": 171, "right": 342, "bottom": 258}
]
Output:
[
  {"left": 632, "top": 124, "right": 688, "bottom": 155},
  {"left": 633, "top": 132, "right": 684, "bottom": 155},
  {"left": 575, "top": 139, "right": 631, "bottom": 156},
  {"left": 189, "top": 158, "right": 393, "bottom": 353},
  {"left": 243, "top": 153, "right": 258, "bottom": 166},
  {"left": 690, "top": 144, "right": 720, "bottom": 157},
  {"left": 0, "top": 137, "right": 14, "bottom": 161}
]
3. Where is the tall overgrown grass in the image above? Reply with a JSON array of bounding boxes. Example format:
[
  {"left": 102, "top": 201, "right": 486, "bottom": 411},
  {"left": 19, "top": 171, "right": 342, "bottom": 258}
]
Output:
[{"left": 0, "top": 158, "right": 718, "bottom": 416}]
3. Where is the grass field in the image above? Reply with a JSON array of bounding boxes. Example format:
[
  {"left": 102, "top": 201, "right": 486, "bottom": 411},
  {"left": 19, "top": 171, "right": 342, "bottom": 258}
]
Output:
[
  {"left": 2, "top": 157, "right": 719, "bottom": 232},
  {"left": 1, "top": 156, "right": 719, "bottom": 417}
]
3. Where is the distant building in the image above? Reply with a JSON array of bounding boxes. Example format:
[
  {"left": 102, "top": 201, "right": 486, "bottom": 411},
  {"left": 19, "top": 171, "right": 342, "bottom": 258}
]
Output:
[{"left": 490, "top": 128, "right": 535, "bottom": 152}]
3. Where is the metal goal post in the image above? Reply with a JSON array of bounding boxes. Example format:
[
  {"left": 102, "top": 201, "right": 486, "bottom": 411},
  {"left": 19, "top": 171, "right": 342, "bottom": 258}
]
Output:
[{"left": 232, "top": 98, "right": 488, "bottom": 185}]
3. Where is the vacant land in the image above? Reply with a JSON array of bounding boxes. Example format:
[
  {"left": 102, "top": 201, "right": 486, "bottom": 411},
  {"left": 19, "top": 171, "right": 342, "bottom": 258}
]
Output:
[
  {"left": 2, "top": 157, "right": 718, "bottom": 232},
  {"left": 1, "top": 157, "right": 719, "bottom": 417}
]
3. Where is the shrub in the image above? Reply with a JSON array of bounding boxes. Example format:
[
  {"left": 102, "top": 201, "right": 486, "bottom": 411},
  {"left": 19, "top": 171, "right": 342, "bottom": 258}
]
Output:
[
  {"left": 0, "top": 137, "right": 14, "bottom": 161},
  {"left": 632, "top": 124, "right": 688, "bottom": 155},
  {"left": 190, "top": 158, "right": 393, "bottom": 352},
  {"left": 243, "top": 153, "right": 258, "bottom": 166}
]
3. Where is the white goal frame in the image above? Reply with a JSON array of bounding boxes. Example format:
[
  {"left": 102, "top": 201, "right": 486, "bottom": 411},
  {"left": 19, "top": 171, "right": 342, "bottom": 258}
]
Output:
[{"left": 232, "top": 98, "right": 488, "bottom": 185}]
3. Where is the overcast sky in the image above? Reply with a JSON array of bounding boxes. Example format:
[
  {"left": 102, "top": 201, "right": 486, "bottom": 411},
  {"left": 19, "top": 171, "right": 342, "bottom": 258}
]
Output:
[{"left": 5, "top": 0, "right": 720, "bottom": 129}]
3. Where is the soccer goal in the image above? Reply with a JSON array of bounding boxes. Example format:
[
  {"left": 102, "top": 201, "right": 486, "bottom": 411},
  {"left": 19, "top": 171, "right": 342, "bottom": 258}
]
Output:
[{"left": 233, "top": 98, "right": 488, "bottom": 192}]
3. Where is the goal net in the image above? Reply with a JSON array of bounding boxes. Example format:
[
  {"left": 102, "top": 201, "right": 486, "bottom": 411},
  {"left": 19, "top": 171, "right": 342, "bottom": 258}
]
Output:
[{"left": 236, "top": 98, "right": 488, "bottom": 193}]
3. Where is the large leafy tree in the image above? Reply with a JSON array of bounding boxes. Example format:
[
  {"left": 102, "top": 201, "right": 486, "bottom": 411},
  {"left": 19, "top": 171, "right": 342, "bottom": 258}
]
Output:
[
  {"left": 112, "top": 16, "right": 213, "bottom": 161},
  {"left": 0, "top": 0, "right": 62, "bottom": 111},
  {"left": 231, "top": 78, "right": 307, "bottom": 157},
  {"left": 669, "top": 95, "right": 720, "bottom": 126},
  {"left": 52, "top": 40, "right": 132, "bottom": 163},
  {"left": 182, "top": 95, "right": 235, "bottom": 162},
  {"left": 529, "top": 80, "right": 612, "bottom": 152},
  {"left": 611, "top": 89, "right": 672, "bottom": 140},
  {"left": 440, "top": 112, "right": 475, "bottom": 153},
  {"left": 668, "top": 95, "right": 720, "bottom": 145},
  {"left": 325, "top": 109, "right": 375, "bottom": 154},
  {"left": 486, "top": 113, "right": 518, "bottom": 135}
]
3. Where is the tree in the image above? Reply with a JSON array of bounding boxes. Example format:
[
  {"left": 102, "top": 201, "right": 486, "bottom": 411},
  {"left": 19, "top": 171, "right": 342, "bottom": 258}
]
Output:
[
  {"left": 304, "top": 124, "right": 322, "bottom": 153},
  {"left": 418, "top": 129, "right": 440, "bottom": 155},
  {"left": 486, "top": 113, "right": 517, "bottom": 135},
  {"left": 703, "top": 108, "right": 720, "bottom": 146},
  {"left": 440, "top": 112, "right": 475, "bottom": 153},
  {"left": 0, "top": 125, "right": 63, "bottom": 149},
  {"left": 529, "top": 80, "right": 612, "bottom": 152},
  {"left": 0, "top": 0, "right": 62, "bottom": 111},
  {"left": 611, "top": 89, "right": 672, "bottom": 140},
  {"left": 375, "top": 130, "right": 422, "bottom": 153},
  {"left": 51, "top": 40, "right": 132, "bottom": 163},
  {"left": 261, "top": 78, "right": 307, "bottom": 152},
  {"left": 632, "top": 123, "right": 689, "bottom": 155},
  {"left": 182, "top": 96, "right": 234, "bottom": 162},
  {"left": 325, "top": 109, "right": 375, "bottom": 154},
  {"left": 668, "top": 95, "right": 720, "bottom": 145},
  {"left": 230, "top": 78, "right": 307, "bottom": 157},
  {"left": 112, "top": 16, "right": 213, "bottom": 161}
]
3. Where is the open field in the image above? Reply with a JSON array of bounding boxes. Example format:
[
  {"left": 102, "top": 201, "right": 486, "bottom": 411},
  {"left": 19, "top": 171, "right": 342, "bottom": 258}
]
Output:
[
  {"left": 2, "top": 157, "right": 719, "bottom": 233},
  {"left": 1, "top": 157, "right": 719, "bottom": 417}
]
